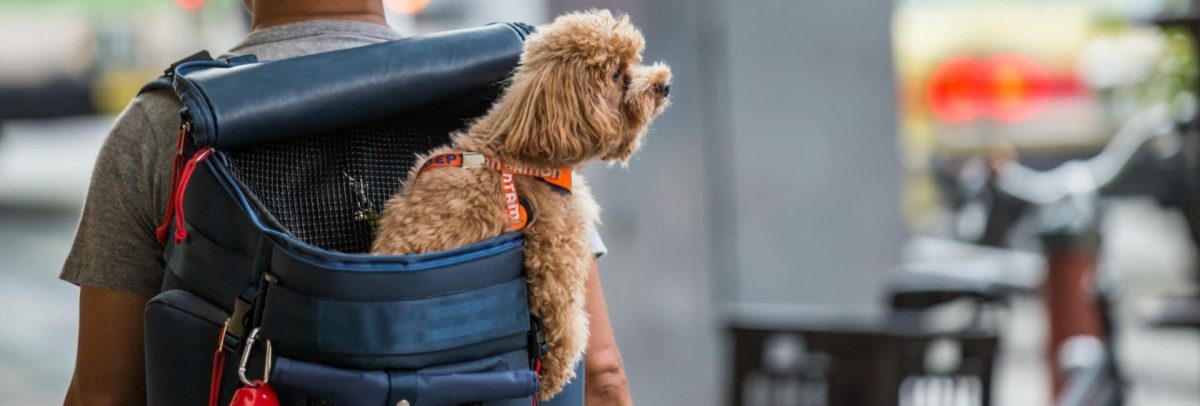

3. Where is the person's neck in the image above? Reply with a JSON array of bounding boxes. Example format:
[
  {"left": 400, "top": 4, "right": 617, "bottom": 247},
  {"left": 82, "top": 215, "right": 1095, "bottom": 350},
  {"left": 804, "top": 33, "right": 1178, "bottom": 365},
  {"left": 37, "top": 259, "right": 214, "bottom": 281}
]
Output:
[{"left": 250, "top": 0, "right": 387, "bottom": 31}]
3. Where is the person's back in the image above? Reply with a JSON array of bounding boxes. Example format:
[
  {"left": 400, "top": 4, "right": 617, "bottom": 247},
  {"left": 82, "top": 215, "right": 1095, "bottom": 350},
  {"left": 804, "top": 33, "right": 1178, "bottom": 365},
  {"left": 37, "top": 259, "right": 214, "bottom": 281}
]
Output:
[
  {"left": 62, "top": 20, "right": 402, "bottom": 296},
  {"left": 60, "top": 9, "right": 399, "bottom": 406},
  {"left": 61, "top": 2, "right": 631, "bottom": 405}
]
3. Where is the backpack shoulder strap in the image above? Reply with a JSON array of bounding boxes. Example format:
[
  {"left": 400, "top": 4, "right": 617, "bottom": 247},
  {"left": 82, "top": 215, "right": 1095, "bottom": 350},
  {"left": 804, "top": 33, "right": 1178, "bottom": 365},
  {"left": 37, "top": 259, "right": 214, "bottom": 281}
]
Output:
[{"left": 136, "top": 50, "right": 215, "bottom": 96}]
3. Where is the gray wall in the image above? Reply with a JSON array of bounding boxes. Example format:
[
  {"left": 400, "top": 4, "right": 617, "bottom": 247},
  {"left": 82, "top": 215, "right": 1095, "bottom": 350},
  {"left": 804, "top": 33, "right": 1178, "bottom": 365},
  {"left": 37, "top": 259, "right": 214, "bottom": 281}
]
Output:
[
  {"left": 721, "top": 2, "right": 904, "bottom": 307},
  {"left": 549, "top": 1, "right": 903, "bottom": 404}
]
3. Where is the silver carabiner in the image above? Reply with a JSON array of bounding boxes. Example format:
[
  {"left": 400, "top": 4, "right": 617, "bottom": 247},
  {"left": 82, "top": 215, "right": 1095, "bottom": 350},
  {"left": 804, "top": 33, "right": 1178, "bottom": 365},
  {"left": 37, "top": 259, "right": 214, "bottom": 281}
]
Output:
[{"left": 237, "top": 327, "right": 273, "bottom": 387}]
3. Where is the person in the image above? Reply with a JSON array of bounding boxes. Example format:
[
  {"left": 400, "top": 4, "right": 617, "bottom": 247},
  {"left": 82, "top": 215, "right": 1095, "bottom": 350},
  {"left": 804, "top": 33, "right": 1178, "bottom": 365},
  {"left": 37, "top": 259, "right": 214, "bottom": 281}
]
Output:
[{"left": 60, "top": 1, "right": 632, "bottom": 405}]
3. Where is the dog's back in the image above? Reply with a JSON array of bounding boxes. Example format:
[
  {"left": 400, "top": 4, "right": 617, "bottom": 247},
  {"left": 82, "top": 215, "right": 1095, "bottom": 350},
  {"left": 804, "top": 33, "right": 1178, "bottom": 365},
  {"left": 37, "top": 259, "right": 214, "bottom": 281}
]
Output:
[{"left": 371, "top": 146, "right": 512, "bottom": 255}]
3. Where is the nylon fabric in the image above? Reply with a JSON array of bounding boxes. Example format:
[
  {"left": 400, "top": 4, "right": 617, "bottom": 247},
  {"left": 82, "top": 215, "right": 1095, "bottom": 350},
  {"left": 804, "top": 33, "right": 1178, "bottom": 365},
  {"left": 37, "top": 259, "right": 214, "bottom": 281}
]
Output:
[
  {"left": 144, "top": 21, "right": 589, "bottom": 406},
  {"left": 165, "top": 223, "right": 254, "bottom": 312},
  {"left": 267, "top": 237, "right": 524, "bottom": 300},
  {"left": 173, "top": 23, "right": 531, "bottom": 149},
  {"left": 274, "top": 334, "right": 530, "bottom": 372},
  {"left": 259, "top": 278, "right": 531, "bottom": 356}
]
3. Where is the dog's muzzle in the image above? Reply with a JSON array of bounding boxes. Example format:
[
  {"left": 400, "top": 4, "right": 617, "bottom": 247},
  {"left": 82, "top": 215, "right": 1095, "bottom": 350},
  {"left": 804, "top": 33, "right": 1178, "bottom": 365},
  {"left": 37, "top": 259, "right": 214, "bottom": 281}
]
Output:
[{"left": 654, "top": 82, "right": 671, "bottom": 98}]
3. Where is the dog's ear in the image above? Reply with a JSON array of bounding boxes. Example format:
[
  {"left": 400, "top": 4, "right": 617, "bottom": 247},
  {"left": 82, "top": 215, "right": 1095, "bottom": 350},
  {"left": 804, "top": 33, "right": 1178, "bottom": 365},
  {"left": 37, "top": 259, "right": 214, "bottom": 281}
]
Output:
[{"left": 472, "top": 60, "right": 623, "bottom": 167}]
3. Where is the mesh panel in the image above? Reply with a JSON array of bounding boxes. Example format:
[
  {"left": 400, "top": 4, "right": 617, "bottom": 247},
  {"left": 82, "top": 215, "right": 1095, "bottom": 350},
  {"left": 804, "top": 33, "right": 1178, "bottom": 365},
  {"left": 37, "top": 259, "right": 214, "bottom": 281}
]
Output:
[{"left": 224, "top": 117, "right": 464, "bottom": 253}]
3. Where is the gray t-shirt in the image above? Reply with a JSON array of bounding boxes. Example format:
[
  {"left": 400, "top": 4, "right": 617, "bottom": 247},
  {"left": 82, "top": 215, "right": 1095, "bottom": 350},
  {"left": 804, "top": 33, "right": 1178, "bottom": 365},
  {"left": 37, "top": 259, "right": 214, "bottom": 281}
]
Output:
[{"left": 61, "top": 19, "right": 605, "bottom": 296}]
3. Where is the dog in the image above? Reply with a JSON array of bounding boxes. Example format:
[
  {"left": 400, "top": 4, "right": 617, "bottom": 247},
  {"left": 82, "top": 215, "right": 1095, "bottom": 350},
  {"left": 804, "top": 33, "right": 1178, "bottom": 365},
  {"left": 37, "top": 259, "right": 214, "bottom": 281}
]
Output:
[{"left": 371, "top": 9, "right": 671, "bottom": 399}]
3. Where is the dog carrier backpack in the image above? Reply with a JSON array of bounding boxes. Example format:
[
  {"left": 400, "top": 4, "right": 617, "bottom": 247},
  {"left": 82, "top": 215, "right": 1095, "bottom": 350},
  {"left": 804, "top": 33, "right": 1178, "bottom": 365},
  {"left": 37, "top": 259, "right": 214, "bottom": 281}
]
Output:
[{"left": 140, "top": 23, "right": 557, "bottom": 406}]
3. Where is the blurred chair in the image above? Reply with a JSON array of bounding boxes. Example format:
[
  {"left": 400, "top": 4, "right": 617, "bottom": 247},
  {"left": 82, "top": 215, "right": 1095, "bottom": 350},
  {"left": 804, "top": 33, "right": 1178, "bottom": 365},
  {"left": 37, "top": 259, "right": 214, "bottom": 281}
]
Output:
[{"left": 726, "top": 272, "right": 1003, "bottom": 406}]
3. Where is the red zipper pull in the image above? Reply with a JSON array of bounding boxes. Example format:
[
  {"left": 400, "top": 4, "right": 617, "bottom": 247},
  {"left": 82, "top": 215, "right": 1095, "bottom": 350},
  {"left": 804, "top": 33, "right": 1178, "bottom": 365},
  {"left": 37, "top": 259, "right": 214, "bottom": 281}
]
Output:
[
  {"left": 532, "top": 358, "right": 542, "bottom": 406},
  {"left": 156, "top": 124, "right": 190, "bottom": 244},
  {"left": 173, "top": 146, "right": 214, "bottom": 243},
  {"left": 210, "top": 320, "right": 230, "bottom": 406}
]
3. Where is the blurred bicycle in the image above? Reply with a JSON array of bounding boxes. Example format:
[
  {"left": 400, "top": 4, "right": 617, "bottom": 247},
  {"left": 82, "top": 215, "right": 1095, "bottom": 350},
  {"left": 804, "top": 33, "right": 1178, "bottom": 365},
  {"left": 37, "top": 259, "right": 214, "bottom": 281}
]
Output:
[{"left": 925, "top": 102, "right": 1188, "bottom": 405}]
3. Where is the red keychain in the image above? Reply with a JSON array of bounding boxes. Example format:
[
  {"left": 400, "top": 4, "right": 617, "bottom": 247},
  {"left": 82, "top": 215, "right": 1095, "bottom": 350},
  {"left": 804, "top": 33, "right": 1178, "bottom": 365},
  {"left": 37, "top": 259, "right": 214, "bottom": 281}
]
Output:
[
  {"left": 230, "top": 381, "right": 279, "bottom": 406},
  {"left": 229, "top": 328, "right": 279, "bottom": 406}
]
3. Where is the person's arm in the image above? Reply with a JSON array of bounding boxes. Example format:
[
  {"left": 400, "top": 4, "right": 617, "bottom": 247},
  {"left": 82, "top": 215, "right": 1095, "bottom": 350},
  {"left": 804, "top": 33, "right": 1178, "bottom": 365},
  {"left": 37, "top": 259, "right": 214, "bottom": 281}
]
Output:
[
  {"left": 583, "top": 258, "right": 632, "bottom": 405},
  {"left": 60, "top": 95, "right": 177, "bottom": 405},
  {"left": 64, "top": 287, "right": 152, "bottom": 406}
]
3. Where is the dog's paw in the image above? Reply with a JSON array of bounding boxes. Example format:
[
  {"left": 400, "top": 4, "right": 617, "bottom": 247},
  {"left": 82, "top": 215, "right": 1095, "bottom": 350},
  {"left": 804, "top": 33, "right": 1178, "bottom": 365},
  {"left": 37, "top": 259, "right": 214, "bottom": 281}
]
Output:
[
  {"left": 537, "top": 349, "right": 579, "bottom": 400},
  {"left": 536, "top": 306, "right": 589, "bottom": 400}
]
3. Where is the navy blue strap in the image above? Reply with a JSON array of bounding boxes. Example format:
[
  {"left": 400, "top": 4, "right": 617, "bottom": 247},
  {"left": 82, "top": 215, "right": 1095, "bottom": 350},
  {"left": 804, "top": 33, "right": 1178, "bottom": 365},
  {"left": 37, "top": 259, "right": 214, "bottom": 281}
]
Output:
[
  {"left": 272, "top": 357, "right": 389, "bottom": 405},
  {"left": 259, "top": 278, "right": 531, "bottom": 356},
  {"left": 137, "top": 76, "right": 174, "bottom": 96},
  {"left": 137, "top": 50, "right": 216, "bottom": 96},
  {"left": 404, "top": 369, "right": 538, "bottom": 405},
  {"left": 271, "top": 356, "right": 538, "bottom": 406},
  {"left": 265, "top": 233, "right": 526, "bottom": 301},
  {"left": 164, "top": 221, "right": 254, "bottom": 313}
]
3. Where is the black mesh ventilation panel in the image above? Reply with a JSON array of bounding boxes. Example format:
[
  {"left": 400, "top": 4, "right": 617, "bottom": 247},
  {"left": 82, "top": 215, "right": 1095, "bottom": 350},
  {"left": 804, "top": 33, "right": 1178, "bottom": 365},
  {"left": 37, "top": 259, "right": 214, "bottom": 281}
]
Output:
[{"left": 224, "top": 117, "right": 465, "bottom": 253}]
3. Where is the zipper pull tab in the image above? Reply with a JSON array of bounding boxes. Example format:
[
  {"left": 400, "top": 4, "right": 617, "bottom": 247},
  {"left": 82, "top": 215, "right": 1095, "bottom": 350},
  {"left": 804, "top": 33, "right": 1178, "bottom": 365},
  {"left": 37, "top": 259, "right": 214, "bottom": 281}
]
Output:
[
  {"left": 174, "top": 146, "right": 214, "bottom": 243},
  {"left": 156, "top": 123, "right": 191, "bottom": 244}
]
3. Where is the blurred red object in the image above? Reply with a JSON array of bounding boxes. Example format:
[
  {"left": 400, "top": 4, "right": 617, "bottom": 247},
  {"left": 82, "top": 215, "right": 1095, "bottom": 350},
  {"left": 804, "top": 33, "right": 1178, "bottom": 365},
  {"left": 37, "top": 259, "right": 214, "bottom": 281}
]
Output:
[
  {"left": 176, "top": 0, "right": 205, "bottom": 11},
  {"left": 927, "top": 54, "right": 1059, "bottom": 123},
  {"left": 927, "top": 56, "right": 986, "bottom": 123},
  {"left": 983, "top": 54, "right": 1051, "bottom": 123}
]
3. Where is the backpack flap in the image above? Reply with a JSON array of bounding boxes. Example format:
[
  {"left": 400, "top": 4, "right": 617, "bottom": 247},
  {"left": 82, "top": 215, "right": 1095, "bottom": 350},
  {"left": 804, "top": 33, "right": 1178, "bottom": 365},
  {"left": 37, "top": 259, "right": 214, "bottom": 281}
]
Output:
[{"left": 172, "top": 22, "right": 533, "bottom": 149}]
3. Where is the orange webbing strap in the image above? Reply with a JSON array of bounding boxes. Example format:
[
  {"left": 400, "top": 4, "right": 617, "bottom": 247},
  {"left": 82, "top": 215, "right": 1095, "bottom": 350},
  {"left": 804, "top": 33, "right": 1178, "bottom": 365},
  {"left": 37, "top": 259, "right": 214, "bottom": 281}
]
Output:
[
  {"left": 538, "top": 171, "right": 572, "bottom": 192},
  {"left": 414, "top": 152, "right": 572, "bottom": 231},
  {"left": 499, "top": 171, "right": 529, "bottom": 231},
  {"left": 484, "top": 159, "right": 572, "bottom": 191},
  {"left": 417, "top": 152, "right": 466, "bottom": 175}
]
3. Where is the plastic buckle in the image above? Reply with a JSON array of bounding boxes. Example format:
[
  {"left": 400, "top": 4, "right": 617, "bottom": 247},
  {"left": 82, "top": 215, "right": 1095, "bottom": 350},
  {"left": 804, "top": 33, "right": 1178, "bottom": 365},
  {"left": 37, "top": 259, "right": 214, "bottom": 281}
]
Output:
[
  {"left": 165, "top": 50, "right": 214, "bottom": 76},
  {"left": 528, "top": 317, "right": 547, "bottom": 360},
  {"left": 225, "top": 296, "right": 254, "bottom": 353}
]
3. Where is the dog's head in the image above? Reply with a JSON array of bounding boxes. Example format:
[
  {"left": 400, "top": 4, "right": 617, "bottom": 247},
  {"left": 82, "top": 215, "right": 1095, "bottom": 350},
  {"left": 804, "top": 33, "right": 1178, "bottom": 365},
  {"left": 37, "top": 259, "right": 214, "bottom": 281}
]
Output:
[{"left": 464, "top": 9, "right": 672, "bottom": 167}]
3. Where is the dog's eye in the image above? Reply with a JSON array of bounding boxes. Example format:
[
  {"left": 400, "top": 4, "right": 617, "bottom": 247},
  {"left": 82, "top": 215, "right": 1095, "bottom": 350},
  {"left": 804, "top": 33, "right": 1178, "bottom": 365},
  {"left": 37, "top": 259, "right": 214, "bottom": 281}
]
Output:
[{"left": 612, "top": 69, "right": 623, "bottom": 83}]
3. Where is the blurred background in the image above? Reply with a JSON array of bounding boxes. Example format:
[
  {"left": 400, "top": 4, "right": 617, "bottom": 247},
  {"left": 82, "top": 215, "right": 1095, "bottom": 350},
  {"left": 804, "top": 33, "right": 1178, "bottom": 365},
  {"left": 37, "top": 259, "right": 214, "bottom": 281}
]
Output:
[{"left": 4, "top": 0, "right": 1200, "bottom": 405}]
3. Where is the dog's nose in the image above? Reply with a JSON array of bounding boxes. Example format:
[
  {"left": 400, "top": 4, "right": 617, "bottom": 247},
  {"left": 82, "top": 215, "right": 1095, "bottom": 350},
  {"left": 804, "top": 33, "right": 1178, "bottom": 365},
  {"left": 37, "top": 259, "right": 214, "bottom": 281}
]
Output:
[{"left": 655, "top": 82, "right": 671, "bottom": 97}]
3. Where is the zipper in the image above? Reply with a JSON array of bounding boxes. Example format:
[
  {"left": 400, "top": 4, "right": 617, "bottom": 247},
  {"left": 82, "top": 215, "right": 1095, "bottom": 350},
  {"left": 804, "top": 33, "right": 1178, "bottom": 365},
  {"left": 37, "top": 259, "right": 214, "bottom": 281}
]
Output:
[
  {"left": 156, "top": 122, "right": 191, "bottom": 244},
  {"left": 173, "top": 146, "right": 214, "bottom": 243}
]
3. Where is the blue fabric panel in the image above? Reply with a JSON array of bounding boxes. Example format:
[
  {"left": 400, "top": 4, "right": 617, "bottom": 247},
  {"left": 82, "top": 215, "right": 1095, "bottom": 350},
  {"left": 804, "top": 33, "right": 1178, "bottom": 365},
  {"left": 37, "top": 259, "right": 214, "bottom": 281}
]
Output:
[
  {"left": 541, "top": 361, "right": 585, "bottom": 406},
  {"left": 259, "top": 278, "right": 531, "bottom": 356},
  {"left": 389, "top": 372, "right": 417, "bottom": 405},
  {"left": 164, "top": 222, "right": 253, "bottom": 313},
  {"left": 272, "top": 357, "right": 391, "bottom": 406},
  {"left": 187, "top": 159, "right": 266, "bottom": 255},
  {"left": 411, "top": 370, "right": 539, "bottom": 405},
  {"left": 271, "top": 354, "right": 538, "bottom": 406},
  {"left": 145, "top": 290, "right": 230, "bottom": 406},
  {"left": 267, "top": 236, "right": 525, "bottom": 300},
  {"left": 166, "top": 154, "right": 529, "bottom": 308},
  {"left": 275, "top": 333, "right": 529, "bottom": 372},
  {"left": 173, "top": 23, "right": 531, "bottom": 149}
]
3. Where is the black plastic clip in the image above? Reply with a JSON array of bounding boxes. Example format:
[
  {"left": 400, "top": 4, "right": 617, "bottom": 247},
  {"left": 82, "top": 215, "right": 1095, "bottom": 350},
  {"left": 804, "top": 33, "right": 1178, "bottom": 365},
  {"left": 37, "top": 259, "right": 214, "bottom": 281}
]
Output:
[
  {"left": 224, "top": 288, "right": 258, "bottom": 353},
  {"left": 528, "top": 316, "right": 547, "bottom": 361}
]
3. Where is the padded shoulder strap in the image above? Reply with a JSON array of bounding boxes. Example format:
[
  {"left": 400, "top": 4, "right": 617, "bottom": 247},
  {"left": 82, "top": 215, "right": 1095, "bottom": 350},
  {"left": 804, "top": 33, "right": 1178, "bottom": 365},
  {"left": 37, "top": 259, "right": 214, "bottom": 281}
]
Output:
[{"left": 137, "top": 50, "right": 216, "bottom": 96}]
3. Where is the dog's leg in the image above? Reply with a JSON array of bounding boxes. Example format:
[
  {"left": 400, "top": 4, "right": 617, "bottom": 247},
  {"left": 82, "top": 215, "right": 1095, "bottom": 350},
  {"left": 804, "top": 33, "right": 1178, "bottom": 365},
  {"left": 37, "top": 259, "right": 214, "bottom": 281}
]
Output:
[{"left": 522, "top": 205, "right": 592, "bottom": 399}]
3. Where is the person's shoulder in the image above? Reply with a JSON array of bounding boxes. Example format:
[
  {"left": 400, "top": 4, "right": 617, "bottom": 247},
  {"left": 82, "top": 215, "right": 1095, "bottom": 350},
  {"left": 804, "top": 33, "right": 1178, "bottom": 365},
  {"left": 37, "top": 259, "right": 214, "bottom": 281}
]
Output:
[
  {"left": 110, "top": 85, "right": 184, "bottom": 143},
  {"left": 129, "top": 87, "right": 183, "bottom": 128},
  {"left": 96, "top": 85, "right": 186, "bottom": 176}
]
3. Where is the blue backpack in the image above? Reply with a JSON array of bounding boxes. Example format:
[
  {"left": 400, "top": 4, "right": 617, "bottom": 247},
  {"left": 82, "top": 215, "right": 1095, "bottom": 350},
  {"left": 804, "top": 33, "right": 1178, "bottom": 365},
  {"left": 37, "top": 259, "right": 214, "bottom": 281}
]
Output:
[{"left": 141, "top": 23, "right": 561, "bottom": 406}]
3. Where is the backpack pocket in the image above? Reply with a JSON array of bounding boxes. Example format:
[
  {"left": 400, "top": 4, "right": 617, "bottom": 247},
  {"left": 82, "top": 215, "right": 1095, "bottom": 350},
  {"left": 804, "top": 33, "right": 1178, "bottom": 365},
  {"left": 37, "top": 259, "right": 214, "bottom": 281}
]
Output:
[
  {"left": 270, "top": 349, "right": 538, "bottom": 406},
  {"left": 145, "top": 289, "right": 541, "bottom": 406},
  {"left": 144, "top": 289, "right": 232, "bottom": 406}
]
